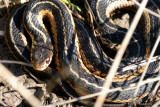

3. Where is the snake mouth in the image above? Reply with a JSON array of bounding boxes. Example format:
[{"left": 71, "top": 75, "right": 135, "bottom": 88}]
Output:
[
  {"left": 32, "top": 57, "right": 52, "bottom": 71},
  {"left": 31, "top": 47, "right": 53, "bottom": 71}
]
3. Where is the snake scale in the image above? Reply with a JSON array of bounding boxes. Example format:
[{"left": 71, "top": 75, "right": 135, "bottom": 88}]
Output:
[{"left": 4, "top": 0, "right": 160, "bottom": 105}]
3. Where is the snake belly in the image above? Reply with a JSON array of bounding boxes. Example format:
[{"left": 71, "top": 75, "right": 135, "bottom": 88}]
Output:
[{"left": 5, "top": 0, "right": 160, "bottom": 105}]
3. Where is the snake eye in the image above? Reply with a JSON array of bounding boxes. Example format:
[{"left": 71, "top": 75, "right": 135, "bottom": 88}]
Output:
[{"left": 39, "top": 54, "right": 43, "bottom": 58}]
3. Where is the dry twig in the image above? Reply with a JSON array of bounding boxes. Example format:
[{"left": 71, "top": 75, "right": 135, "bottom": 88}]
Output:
[
  {"left": 0, "top": 63, "right": 43, "bottom": 107},
  {"left": 94, "top": 0, "right": 149, "bottom": 106}
]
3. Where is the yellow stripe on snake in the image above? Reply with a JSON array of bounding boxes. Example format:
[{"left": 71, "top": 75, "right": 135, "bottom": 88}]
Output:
[{"left": 5, "top": 0, "right": 160, "bottom": 105}]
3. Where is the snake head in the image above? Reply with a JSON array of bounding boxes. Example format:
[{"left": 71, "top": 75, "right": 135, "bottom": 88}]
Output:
[{"left": 31, "top": 45, "right": 53, "bottom": 71}]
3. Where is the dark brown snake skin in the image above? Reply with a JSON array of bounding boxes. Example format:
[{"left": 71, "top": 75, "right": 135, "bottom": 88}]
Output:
[{"left": 5, "top": 0, "right": 160, "bottom": 106}]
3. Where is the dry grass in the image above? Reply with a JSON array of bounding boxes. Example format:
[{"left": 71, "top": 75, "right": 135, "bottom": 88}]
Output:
[
  {"left": 94, "top": 0, "right": 149, "bottom": 106},
  {"left": 0, "top": 63, "right": 43, "bottom": 107},
  {"left": 1, "top": 0, "right": 160, "bottom": 106}
]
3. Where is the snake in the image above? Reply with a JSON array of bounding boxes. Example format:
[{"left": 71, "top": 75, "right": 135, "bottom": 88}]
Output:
[{"left": 4, "top": 0, "right": 160, "bottom": 105}]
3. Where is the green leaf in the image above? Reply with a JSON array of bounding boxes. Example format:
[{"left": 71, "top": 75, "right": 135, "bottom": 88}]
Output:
[{"left": 60, "top": 0, "right": 82, "bottom": 13}]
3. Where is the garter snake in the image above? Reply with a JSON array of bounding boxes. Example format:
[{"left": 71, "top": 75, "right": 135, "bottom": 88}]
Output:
[{"left": 5, "top": 0, "right": 160, "bottom": 105}]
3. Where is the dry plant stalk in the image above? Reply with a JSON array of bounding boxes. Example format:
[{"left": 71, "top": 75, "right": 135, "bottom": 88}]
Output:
[
  {"left": 94, "top": 0, "right": 149, "bottom": 106},
  {"left": 0, "top": 63, "right": 43, "bottom": 107},
  {"left": 134, "top": 30, "right": 160, "bottom": 97},
  {"left": 44, "top": 0, "right": 160, "bottom": 106},
  {"left": 45, "top": 72, "right": 160, "bottom": 106},
  {"left": 4, "top": 0, "right": 9, "bottom": 15},
  {"left": 3, "top": 0, "right": 160, "bottom": 106}
]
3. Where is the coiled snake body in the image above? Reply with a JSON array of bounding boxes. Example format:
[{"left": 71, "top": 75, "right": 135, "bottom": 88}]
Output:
[{"left": 5, "top": 0, "right": 160, "bottom": 105}]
